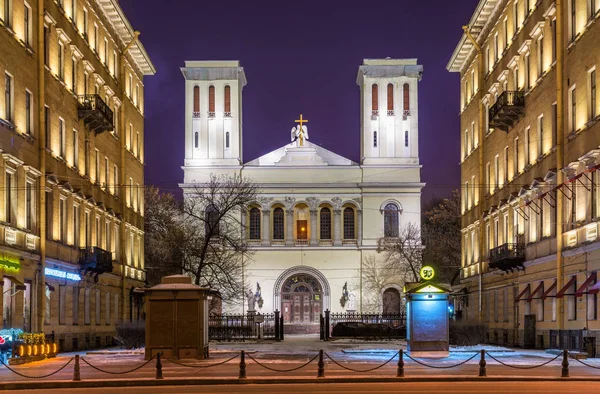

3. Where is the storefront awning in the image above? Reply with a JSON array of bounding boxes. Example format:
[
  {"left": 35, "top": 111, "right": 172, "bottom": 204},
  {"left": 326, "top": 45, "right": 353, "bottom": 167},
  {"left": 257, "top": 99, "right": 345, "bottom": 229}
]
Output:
[
  {"left": 3, "top": 275, "right": 26, "bottom": 290},
  {"left": 527, "top": 282, "right": 545, "bottom": 301},
  {"left": 556, "top": 276, "right": 576, "bottom": 298},
  {"left": 589, "top": 281, "right": 600, "bottom": 295},
  {"left": 541, "top": 279, "right": 557, "bottom": 299},
  {"left": 575, "top": 272, "right": 597, "bottom": 297},
  {"left": 515, "top": 284, "right": 530, "bottom": 303}
]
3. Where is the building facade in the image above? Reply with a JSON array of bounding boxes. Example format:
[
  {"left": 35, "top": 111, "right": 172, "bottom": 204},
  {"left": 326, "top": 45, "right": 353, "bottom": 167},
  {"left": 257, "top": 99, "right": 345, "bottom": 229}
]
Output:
[
  {"left": 448, "top": 0, "right": 600, "bottom": 355},
  {"left": 180, "top": 59, "right": 424, "bottom": 332},
  {"left": 0, "top": 0, "right": 154, "bottom": 351}
]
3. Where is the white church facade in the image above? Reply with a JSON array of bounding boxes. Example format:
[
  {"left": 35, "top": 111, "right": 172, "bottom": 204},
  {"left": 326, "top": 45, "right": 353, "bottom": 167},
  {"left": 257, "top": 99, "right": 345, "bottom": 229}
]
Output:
[{"left": 180, "top": 59, "right": 424, "bottom": 328}]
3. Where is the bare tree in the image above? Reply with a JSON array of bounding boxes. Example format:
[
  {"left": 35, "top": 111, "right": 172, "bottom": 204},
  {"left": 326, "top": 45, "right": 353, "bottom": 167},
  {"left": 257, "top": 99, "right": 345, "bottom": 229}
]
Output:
[{"left": 377, "top": 222, "right": 423, "bottom": 283}]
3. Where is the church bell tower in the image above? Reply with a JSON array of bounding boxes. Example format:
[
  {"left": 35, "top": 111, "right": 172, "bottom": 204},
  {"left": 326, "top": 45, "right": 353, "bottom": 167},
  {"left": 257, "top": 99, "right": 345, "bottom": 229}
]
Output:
[
  {"left": 181, "top": 61, "right": 247, "bottom": 168},
  {"left": 356, "top": 59, "right": 423, "bottom": 166}
]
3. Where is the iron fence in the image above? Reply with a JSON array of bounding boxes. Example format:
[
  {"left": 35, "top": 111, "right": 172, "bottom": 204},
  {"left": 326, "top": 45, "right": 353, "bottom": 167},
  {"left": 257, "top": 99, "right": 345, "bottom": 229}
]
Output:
[
  {"left": 322, "top": 311, "right": 406, "bottom": 340},
  {"left": 209, "top": 313, "right": 278, "bottom": 341}
]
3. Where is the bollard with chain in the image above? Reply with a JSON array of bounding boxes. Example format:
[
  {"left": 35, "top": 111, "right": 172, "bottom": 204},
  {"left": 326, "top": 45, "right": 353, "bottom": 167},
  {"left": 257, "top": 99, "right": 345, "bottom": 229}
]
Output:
[
  {"left": 155, "top": 352, "right": 163, "bottom": 380},
  {"left": 239, "top": 350, "right": 247, "bottom": 379},
  {"left": 561, "top": 349, "right": 569, "bottom": 378},
  {"left": 478, "top": 349, "right": 486, "bottom": 377},
  {"left": 317, "top": 349, "right": 325, "bottom": 377},
  {"left": 396, "top": 349, "right": 404, "bottom": 377},
  {"left": 73, "top": 354, "right": 81, "bottom": 381}
]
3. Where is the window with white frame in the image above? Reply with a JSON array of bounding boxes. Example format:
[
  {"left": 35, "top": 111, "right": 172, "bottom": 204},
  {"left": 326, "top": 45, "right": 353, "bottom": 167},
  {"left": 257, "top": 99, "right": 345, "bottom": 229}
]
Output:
[
  {"left": 72, "top": 129, "right": 78, "bottom": 168},
  {"left": 503, "top": 17, "right": 508, "bottom": 50},
  {"left": 25, "top": 90, "right": 33, "bottom": 135},
  {"left": 514, "top": 137, "right": 520, "bottom": 174},
  {"left": 58, "top": 42, "right": 65, "bottom": 81},
  {"left": 537, "top": 35, "right": 544, "bottom": 77},
  {"left": 570, "top": 0, "right": 577, "bottom": 40},
  {"left": 465, "top": 181, "right": 469, "bottom": 211},
  {"left": 504, "top": 146, "right": 509, "bottom": 184},
  {"left": 24, "top": 2, "right": 32, "bottom": 46},
  {"left": 4, "top": 72, "right": 13, "bottom": 123},
  {"left": 103, "top": 38, "right": 108, "bottom": 65},
  {"left": 537, "top": 115, "right": 544, "bottom": 157},
  {"left": 25, "top": 179, "right": 35, "bottom": 231},
  {"left": 73, "top": 204, "right": 79, "bottom": 246},
  {"left": 383, "top": 203, "right": 400, "bottom": 238},
  {"left": 83, "top": 8, "right": 88, "bottom": 39},
  {"left": 513, "top": 0, "right": 519, "bottom": 37},
  {"left": 95, "top": 148, "right": 100, "bottom": 183},
  {"left": 104, "top": 157, "right": 109, "bottom": 189},
  {"left": 525, "top": 126, "right": 531, "bottom": 165},
  {"left": 471, "top": 121, "right": 476, "bottom": 148},
  {"left": 2, "top": 0, "right": 12, "bottom": 27},
  {"left": 494, "top": 155, "right": 499, "bottom": 190},
  {"left": 525, "top": 53, "right": 531, "bottom": 89},
  {"left": 494, "top": 33, "right": 499, "bottom": 63},
  {"left": 589, "top": 68, "right": 596, "bottom": 120},
  {"left": 59, "top": 118, "right": 65, "bottom": 157}
]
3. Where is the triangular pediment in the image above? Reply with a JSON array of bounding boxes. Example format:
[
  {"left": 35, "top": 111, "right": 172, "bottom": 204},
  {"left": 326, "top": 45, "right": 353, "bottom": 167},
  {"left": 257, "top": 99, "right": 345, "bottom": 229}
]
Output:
[{"left": 245, "top": 141, "right": 356, "bottom": 167}]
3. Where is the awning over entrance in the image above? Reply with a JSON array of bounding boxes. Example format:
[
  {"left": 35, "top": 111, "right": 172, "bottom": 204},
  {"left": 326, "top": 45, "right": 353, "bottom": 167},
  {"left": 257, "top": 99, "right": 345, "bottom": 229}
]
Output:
[
  {"left": 589, "top": 281, "right": 600, "bottom": 295},
  {"left": 527, "top": 282, "right": 545, "bottom": 301},
  {"left": 575, "top": 272, "right": 597, "bottom": 297},
  {"left": 3, "top": 275, "right": 26, "bottom": 290},
  {"left": 541, "top": 279, "right": 557, "bottom": 299},
  {"left": 556, "top": 276, "right": 576, "bottom": 298},
  {"left": 515, "top": 283, "right": 530, "bottom": 303}
]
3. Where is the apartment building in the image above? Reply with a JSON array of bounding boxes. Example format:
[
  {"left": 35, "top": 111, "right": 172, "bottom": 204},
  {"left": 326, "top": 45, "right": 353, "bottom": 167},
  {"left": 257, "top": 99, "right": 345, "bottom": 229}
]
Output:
[
  {"left": 0, "top": 0, "right": 154, "bottom": 351},
  {"left": 448, "top": 0, "right": 600, "bottom": 356}
]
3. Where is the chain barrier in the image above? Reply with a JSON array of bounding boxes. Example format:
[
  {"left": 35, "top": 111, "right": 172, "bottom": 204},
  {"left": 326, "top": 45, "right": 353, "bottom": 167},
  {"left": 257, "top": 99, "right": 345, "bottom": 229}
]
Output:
[
  {"left": 568, "top": 354, "right": 600, "bottom": 370},
  {"left": 245, "top": 353, "right": 320, "bottom": 373},
  {"left": 404, "top": 352, "right": 479, "bottom": 369},
  {"left": 0, "top": 357, "right": 73, "bottom": 379},
  {"left": 324, "top": 351, "right": 399, "bottom": 373},
  {"left": 80, "top": 355, "right": 155, "bottom": 375},
  {"left": 165, "top": 354, "right": 239, "bottom": 369},
  {"left": 486, "top": 351, "right": 561, "bottom": 369}
]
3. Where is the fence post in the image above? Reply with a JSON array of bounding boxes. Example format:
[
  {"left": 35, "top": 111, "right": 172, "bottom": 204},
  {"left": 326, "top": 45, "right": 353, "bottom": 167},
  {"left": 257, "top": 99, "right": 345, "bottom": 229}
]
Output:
[
  {"left": 274, "top": 310, "right": 280, "bottom": 341},
  {"left": 155, "top": 352, "right": 163, "bottom": 380},
  {"left": 396, "top": 349, "right": 404, "bottom": 377},
  {"left": 73, "top": 354, "right": 81, "bottom": 381},
  {"left": 239, "top": 350, "right": 247, "bottom": 379},
  {"left": 280, "top": 315, "right": 284, "bottom": 341},
  {"left": 317, "top": 349, "right": 325, "bottom": 377},
  {"left": 561, "top": 349, "right": 569, "bottom": 378},
  {"left": 478, "top": 350, "right": 486, "bottom": 377},
  {"left": 324, "top": 309, "right": 330, "bottom": 341}
]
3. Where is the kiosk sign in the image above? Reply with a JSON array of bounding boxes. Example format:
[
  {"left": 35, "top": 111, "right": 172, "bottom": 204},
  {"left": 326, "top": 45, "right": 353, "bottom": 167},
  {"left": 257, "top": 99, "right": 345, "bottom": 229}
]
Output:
[{"left": 419, "top": 266, "right": 435, "bottom": 281}]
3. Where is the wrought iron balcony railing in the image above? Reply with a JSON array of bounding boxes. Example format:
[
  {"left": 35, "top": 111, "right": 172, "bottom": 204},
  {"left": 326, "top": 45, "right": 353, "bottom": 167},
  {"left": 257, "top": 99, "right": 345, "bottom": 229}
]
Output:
[
  {"left": 489, "top": 242, "right": 525, "bottom": 272},
  {"left": 77, "top": 95, "right": 114, "bottom": 135},
  {"left": 78, "top": 246, "right": 113, "bottom": 276},
  {"left": 488, "top": 91, "right": 525, "bottom": 132}
]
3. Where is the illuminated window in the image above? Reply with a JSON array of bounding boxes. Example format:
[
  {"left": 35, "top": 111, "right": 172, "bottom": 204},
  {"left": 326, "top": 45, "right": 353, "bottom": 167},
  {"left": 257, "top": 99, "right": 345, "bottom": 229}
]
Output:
[
  {"left": 208, "top": 85, "right": 215, "bottom": 115},
  {"left": 224, "top": 85, "right": 231, "bottom": 114},
  {"left": 403, "top": 83, "right": 410, "bottom": 113},
  {"left": 193, "top": 86, "right": 200, "bottom": 114},
  {"left": 320, "top": 208, "right": 331, "bottom": 240},
  {"left": 371, "top": 84, "right": 378, "bottom": 112},
  {"left": 387, "top": 83, "right": 394, "bottom": 112},
  {"left": 249, "top": 208, "right": 261, "bottom": 240}
]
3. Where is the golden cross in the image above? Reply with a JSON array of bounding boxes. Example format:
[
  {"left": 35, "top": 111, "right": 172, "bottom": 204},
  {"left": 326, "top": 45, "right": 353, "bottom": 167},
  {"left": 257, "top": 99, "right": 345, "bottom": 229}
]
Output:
[{"left": 294, "top": 114, "right": 308, "bottom": 128}]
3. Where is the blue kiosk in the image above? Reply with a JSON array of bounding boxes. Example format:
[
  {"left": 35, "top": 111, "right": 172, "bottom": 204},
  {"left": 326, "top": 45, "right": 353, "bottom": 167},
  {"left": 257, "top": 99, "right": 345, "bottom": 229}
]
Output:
[{"left": 404, "top": 266, "right": 451, "bottom": 358}]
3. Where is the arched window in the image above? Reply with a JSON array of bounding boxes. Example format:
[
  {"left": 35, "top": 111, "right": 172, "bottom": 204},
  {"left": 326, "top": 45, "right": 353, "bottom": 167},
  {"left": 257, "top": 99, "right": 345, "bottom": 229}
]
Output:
[
  {"left": 384, "top": 203, "right": 399, "bottom": 238},
  {"left": 225, "top": 132, "right": 230, "bottom": 148},
  {"left": 249, "top": 208, "right": 261, "bottom": 240},
  {"left": 273, "top": 208, "right": 284, "bottom": 240},
  {"left": 373, "top": 131, "right": 377, "bottom": 147},
  {"left": 205, "top": 205, "right": 219, "bottom": 236},
  {"left": 371, "top": 84, "right": 378, "bottom": 112},
  {"left": 224, "top": 85, "right": 231, "bottom": 115},
  {"left": 403, "top": 83, "right": 410, "bottom": 113},
  {"left": 404, "top": 131, "right": 409, "bottom": 147},
  {"left": 387, "top": 83, "right": 394, "bottom": 112},
  {"left": 194, "top": 132, "right": 199, "bottom": 148},
  {"left": 343, "top": 207, "right": 355, "bottom": 239},
  {"left": 320, "top": 208, "right": 331, "bottom": 240},
  {"left": 193, "top": 86, "right": 200, "bottom": 116},
  {"left": 208, "top": 85, "right": 215, "bottom": 115}
]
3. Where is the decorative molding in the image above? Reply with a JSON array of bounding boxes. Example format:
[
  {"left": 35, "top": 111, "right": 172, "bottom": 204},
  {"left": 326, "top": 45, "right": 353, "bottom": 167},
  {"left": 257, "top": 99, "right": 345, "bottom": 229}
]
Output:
[
  {"left": 257, "top": 197, "right": 273, "bottom": 210},
  {"left": 331, "top": 197, "right": 342, "bottom": 210},
  {"left": 306, "top": 197, "right": 319, "bottom": 210},
  {"left": 283, "top": 196, "right": 296, "bottom": 209}
]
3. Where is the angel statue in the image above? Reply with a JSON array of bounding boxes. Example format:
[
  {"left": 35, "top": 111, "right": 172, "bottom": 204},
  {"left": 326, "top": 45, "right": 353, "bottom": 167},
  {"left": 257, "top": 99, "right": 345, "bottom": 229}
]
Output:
[{"left": 291, "top": 125, "right": 309, "bottom": 147}]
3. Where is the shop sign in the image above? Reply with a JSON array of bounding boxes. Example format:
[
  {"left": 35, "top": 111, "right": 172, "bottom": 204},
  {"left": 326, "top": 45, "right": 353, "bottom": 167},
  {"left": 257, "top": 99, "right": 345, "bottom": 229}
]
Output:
[
  {"left": 45, "top": 268, "right": 81, "bottom": 281},
  {"left": 0, "top": 258, "right": 21, "bottom": 272}
]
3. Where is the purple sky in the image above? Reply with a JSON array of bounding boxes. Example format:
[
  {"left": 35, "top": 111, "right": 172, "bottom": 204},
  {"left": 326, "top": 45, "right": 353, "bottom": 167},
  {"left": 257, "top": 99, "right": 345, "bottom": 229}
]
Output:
[{"left": 120, "top": 0, "right": 477, "bottom": 203}]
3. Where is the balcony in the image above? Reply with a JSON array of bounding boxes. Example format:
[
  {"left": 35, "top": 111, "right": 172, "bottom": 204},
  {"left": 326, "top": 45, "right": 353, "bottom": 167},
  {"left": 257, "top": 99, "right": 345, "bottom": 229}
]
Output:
[
  {"left": 489, "top": 243, "right": 525, "bottom": 272},
  {"left": 488, "top": 91, "right": 525, "bottom": 132},
  {"left": 78, "top": 246, "right": 113, "bottom": 276},
  {"left": 77, "top": 95, "right": 114, "bottom": 135}
]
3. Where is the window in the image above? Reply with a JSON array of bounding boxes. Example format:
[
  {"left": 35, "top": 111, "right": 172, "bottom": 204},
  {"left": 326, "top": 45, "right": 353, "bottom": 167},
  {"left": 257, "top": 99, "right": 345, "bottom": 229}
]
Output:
[
  {"left": 84, "top": 288, "right": 90, "bottom": 324},
  {"left": 136, "top": 131, "right": 140, "bottom": 157},
  {"left": 343, "top": 207, "right": 355, "bottom": 240},
  {"left": 83, "top": 8, "right": 88, "bottom": 39},
  {"left": 59, "top": 198, "right": 66, "bottom": 242},
  {"left": 525, "top": 127, "right": 531, "bottom": 165},
  {"left": 403, "top": 83, "right": 410, "bottom": 115},
  {"left": 24, "top": 180, "right": 34, "bottom": 230},
  {"left": 113, "top": 105, "right": 118, "bottom": 135},
  {"left": 537, "top": 115, "right": 544, "bottom": 157},
  {"left": 129, "top": 177, "right": 133, "bottom": 207},
  {"left": 513, "top": 136, "right": 519, "bottom": 174},
  {"left": 588, "top": 274, "right": 598, "bottom": 321},
  {"left": 134, "top": 84, "right": 139, "bottom": 106},
  {"left": 494, "top": 155, "right": 499, "bottom": 190},
  {"left": 112, "top": 51, "right": 117, "bottom": 76},
  {"left": 193, "top": 86, "right": 200, "bottom": 115},
  {"left": 73, "top": 204, "right": 79, "bottom": 246},
  {"left": 504, "top": 146, "right": 509, "bottom": 183},
  {"left": 57, "top": 118, "right": 65, "bottom": 158},
  {"left": 486, "top": 46, "right": 491, "bottom": 72},
  {"left": 83, "top": 71, "right": 88, "bottom": 95},
  {"left": 205, "top": 206, "right": 219, "bottom": 236},
  {"left": 194, "top": 132, "right": 199, "bottom": 148},
  {"left": 95, "top": 216, "right": 100, "bottom": 247},
  {"left": 525, "top": 53, "right": 531, "bottom": 89},
  {"left": 513, "top": 0, "right": 519, "bottom": 36},
  {"left": 494, "top": 33, "right": 498, "bottom": 63},
  {"left": 486, "top": 162, "right": 491, "bottom": 194},
  {"left": 25, "top": 90, "right": 32, "bottom": 135},
  {"left": 84, "top": 211, "right": 90, "bottom": 246},
  {"left": 73, "top": 287, "right": 79, "bottom": 325},
  {"left": 465, "top": 181, "right": 469, "bottom": 211},
  {"left": 71, "top": 58, "right": 78, "bottom": 93},
  {"left": 464, "top": 129, "right": 469, "bottom": 157},
  {"left": 373, "top": 131, "right": 377, "bottom": 147},
  {"left": 404, "top": 131, "right": 409, "bottom": 147},
  {"left": 273, "top": 208, "right": 284, "bottom": 240},
  {"left": 114, "top": 294, "right": 119, "bottom": 324},
  {"left": 567, "top": 277, "right": 577, "bottom": 320},
  {"left": 571, "top": 0, "right": 577, "bottom": 40},
  {"left": 371, "top": 84, "right": 378, "bottom": 113},
  {"left": 525, "top": 0, "right": 530, "bottom": 16},
  {"left": 551, "top": 18, "right": 557, "bottom": 62},
  {"left": 24, "top": 3, "right": 31, "bottom": 45},
  {"left": 320, "top": 208, "right": 331, "bottom": 240},
  {"left": 384, "top": 203, "right": 399, "bottom": 238},
  {"left": 387, "top": 83, "right": 394, "bottom": 114},
  {"left": 470, "top": 121, "right": 475, "bottom": 148},
  {"left": 84, "top": 138, "right": 89, "bottom": 176},
  {"left": 59, "top": 285, "right": 66, "bottom": 325},
  {"left": 71, "top": 0, "right": 77, "bottom": 22},
  {"left": 58, "top": 43, "right": 65, "bottom": 81},
  {"left": 128, "top": 124, "right": 133, "bottom": 150},
  {"left": 570, "top": 86, "right": 577, "bottom": 132},
  {"left": 590, "top": 69, "right": 597, "bottom": 120},
  {"left": 249, "top": 208, "right": 261, "bottom": 240},
  {"left": 208, "top": 85, "right": 215, "bottom": 115},
  {"left": 93, "top": 24, "right": 98, "bottom": 51},
  {"left": 225, "top": 131, "right": 230, "bottom": 149},
  {"left": 591, "top": 0, "right": 598, "bottom": 19},
  {"left": 95, "top": 149, "right": 100, "bottom": 182},
  {"left": 552, "top": 102, "right": 557, "bottom": 146},
  {"left": 537, "top": 36, "right": 544, "bottom": 77},
  {"left": 73, "top": 129, "right": 78, "bottom": 168},
  {"left": 4, "top": 73, "right": 13, "bottom": 123},
  {"left": 224, "top": 85, "right": 231, "bottom": 114},
  {"left": 513, "top": 66, "right": 519, "bottom": 90},
  {"left": 44, "top": 26, "right": 50, "bottom": 66},
  {"left": 104, "top": 157, "right": 109, "bottom": 189},
  {"left": 2, "top": 0, "right": 11, "bottom": 26},
  {"left": 128, "top": 74, "right": 132, "bottom": 97},
  {"left": 103, "top": 38, "right": 108, "bottom": 65},
  {"left": 571, "top": 181, "right": 577, "bottom": 227}
]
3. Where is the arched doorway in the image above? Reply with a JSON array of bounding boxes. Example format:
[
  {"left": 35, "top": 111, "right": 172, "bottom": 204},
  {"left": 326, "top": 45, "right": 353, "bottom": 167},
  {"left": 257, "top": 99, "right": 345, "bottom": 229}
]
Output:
[
  {"left": 382, "top": 287, "right": 402, "bottom": 314},
  {"left": 281, "top": 274, "right": 322, "bottom": 324}
]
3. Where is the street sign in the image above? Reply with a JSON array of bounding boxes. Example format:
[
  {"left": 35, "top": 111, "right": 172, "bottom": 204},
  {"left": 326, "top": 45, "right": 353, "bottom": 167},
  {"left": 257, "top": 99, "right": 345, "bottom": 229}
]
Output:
[{"left": 419, "top": 266, "right": 435, "bottom": 281}]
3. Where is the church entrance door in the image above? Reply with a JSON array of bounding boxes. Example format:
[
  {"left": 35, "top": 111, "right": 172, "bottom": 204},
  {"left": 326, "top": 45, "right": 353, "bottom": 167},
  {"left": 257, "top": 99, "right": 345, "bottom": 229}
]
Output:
[{"left": 281, "top": 274, "right": 322, "bottom": 325}]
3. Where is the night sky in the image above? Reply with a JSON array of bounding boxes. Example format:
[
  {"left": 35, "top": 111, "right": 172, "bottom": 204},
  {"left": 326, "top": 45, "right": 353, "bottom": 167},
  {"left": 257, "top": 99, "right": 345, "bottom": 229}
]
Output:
[{"left": 120, "top": 0, "right": 478, "bottom": 203}]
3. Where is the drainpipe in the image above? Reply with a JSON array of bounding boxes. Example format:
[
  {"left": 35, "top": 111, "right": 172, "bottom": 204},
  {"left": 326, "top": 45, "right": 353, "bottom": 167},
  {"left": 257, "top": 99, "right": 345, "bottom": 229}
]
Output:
[
  {"left": 37, "top": 0, "right": 47, "bottom": 332},
  {"left": 120, "top": 31, "right": 140, "bottom": 323},
  {"left": 555, "top": 0, "right": 565, "bottom": 331},
  {"left": 463, "top": 25, "right": 485, "bottom": 324}
]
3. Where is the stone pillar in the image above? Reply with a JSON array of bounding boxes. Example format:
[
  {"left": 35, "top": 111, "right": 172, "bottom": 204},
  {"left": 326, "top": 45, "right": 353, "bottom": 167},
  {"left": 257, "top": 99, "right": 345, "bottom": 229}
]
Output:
[
  {"left": 333, "top": 210, "right": 342, "bottom": 246},
  {"left": 286, "top": 209, "right": 294, "bottom": 246},
  {"left": 309, "top": 209, "right": 318, "bottom": 246},
  {"left": 262, "top": 210, "right": 271, "bottom": 246},
  {"left": 357, "top": 210, "right": 363, "bottom": 246},
  {"left": 240, "top": 210, "right": 246, "bottom": 240}
]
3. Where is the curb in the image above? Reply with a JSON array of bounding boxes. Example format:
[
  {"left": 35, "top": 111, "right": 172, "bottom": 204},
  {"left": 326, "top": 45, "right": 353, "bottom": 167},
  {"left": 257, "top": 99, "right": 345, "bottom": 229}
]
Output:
[{"left": 2, "top": 375, "right": 600, "bottom": 390}]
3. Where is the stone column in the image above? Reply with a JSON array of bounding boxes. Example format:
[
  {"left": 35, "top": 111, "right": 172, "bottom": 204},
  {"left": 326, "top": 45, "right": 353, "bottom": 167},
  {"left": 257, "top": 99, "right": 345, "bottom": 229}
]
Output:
[
  {"left": 357, "top": 210, "right": 363, "bottom": 246},
  {"left": 262, "top": 210, "right": 271, "bottom": 246},
  {"left": 240, "top": 210, "right": 246, "bottom": 240},
  {"left": 333, "top": 210, "right": 342, "bottom": 246},
  {"left": 286, "top": 209, "right": 294, "bottom": 246},
  {"left": 309, "top": 209, "right": 318, "bottom": 246}
]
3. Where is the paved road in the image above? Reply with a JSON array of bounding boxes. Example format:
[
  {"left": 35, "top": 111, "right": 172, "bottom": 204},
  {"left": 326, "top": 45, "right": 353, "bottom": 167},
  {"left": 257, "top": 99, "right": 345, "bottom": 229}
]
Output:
[{"left": 3, "top": 382, "right": 594, "bottom": 393}]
